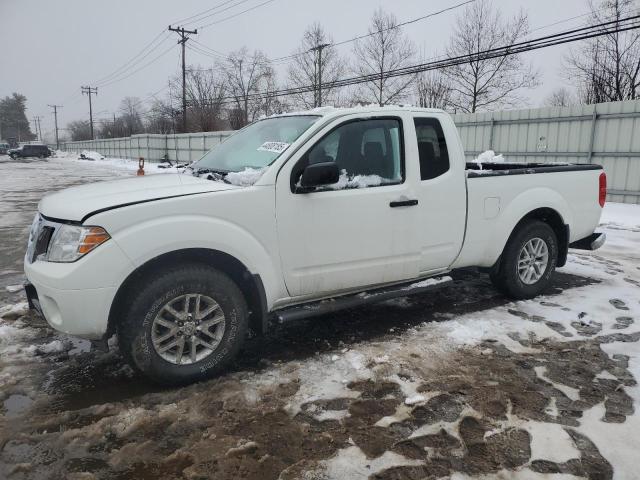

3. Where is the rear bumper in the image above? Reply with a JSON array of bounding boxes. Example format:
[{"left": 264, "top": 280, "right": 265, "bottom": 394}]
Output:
[{"left": 569, "top": 232, "right": 606, "bottom": 251}]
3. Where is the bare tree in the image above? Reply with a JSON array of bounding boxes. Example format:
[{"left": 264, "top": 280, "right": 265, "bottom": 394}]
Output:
[
  {"left": 146, "top": 98, "right": 176, "bottom": 134},
  {"left": 223, "top": 47, "right": 272, "bottom": 128},
  {"left": 261, "top": 66, "right": 288, "bottom": 116},
  {"left": 443, "top": 0, "right": 539, "bottom": 113},
  {"left": 67, "top": 120, "right": 92, "bottom": 141},
  {"left": 567, "top": 0, "right": 640, "bottom": 103},
  {"left": 415, "top": 70, "right": 453, "bottom": 109},
  {"left": 287, "top": 23, "right": 345, "bottom": 108},
  {"left": 352, "top": 9, "right": 416, "bottom": 106},
  {"left": 543, "top": 87, "right": 576, "bottom": 107},
  {"left": 183, "top": 67, "right": 226, "bottom": 131},
  {"left": 119, "top": 97, "right": 144, "bottom": 136}
]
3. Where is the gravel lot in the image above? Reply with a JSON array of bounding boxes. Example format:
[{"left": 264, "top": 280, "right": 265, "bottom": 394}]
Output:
[{"left": 0, "top": 153, "right": 639, "bottom": 480}]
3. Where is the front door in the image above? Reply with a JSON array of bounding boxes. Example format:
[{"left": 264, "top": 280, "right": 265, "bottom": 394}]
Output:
[{"left": 275, "top": 115, "right": 419, "bottom": 298}]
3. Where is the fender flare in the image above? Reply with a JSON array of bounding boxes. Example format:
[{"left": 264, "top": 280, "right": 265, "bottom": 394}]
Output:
[{"left": 484, "top": 188, "right": 572, "bottom": 267}]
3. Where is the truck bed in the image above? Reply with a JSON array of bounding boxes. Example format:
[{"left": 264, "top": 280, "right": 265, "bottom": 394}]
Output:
[
  {"left": 454, "top": 162, "right": 604, "bottom": 270},
  {"left": 466, "top": 162, "right": 602, "bottom": 178}
]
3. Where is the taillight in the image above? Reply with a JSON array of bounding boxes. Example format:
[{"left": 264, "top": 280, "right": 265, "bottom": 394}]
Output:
[{"left": 599, "top": 172, "right": 607, "bottom": 207}]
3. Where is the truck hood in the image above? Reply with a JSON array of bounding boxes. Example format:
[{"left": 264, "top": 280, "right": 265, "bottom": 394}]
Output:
[{"left": 39, "top": 173, "right": 237, "bottom": 222}]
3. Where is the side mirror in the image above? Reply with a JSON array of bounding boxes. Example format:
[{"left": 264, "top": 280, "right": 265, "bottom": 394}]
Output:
[{"left": 298, "top": 162, "right": 340, "bottom": 192}]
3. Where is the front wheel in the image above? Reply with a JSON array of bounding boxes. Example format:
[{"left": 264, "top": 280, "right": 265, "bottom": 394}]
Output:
[
  {"left": 118, "top": 264, "right": 248, "bottom": 385},
  {"left": 490, "top": 220, "right": 558, "bottom": 300}
]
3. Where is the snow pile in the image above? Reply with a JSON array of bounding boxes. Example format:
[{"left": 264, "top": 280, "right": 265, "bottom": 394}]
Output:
[
  {"left": 225, "top": 167, "right": 266, "bottom": 187},
  {"left": 472, "top": 150, "right": 504, "bottom": 170},
  {"left": 22, "top": 339, "right": 66, "bottom": 356},
  {"left": 329, "top": 170, "right": 384, "bottom": 190},
  {"left": 0, "top": 301, "right": 28, "bottom": 320},
  {"left": 79, "top": 151, "right": 104, "bottom": 161}
]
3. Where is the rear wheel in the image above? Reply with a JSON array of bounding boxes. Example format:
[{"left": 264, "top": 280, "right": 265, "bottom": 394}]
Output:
[
  {"left": 490, "top": 220, "right": 558, "bottom": 299},
  {"left": 118, "top": 264, "right": 248, "bottom": 385}
]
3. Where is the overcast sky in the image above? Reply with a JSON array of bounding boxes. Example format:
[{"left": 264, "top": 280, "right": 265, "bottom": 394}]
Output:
[{"left": 1, "top": 0, "right": 588, "bottom": 140}]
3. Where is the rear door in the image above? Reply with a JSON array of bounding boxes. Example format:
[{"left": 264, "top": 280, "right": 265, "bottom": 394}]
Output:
[
  {"left": 275, "top": 114, "right": 420, "bottom": 297},
  {"left": 410, "top": 114, "right": 466, "bottom": 273}
]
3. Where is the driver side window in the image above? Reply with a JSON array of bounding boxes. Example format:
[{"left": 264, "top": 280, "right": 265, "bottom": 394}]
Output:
[{"left": 295, "top": 118, "right": 404, "bottom": 191}]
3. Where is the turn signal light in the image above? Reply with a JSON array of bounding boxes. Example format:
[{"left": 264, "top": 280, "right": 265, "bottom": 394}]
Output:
[{"left": 78, "top": 227, "right": 111, "bottom": 254}]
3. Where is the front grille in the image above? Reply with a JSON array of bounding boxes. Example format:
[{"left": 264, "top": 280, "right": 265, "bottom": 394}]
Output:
[{"left": 31, "top": 225, "right": 54, "bottom": 263}]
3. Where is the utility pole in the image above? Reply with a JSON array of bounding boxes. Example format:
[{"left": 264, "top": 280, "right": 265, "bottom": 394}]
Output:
[
  {"left": 310, "top": 43, "right": 330, "bottom": 107},
  {"left": 32, "top": 116, "right": 42, "bottom": 142},
  {"left": 81, "top": 86, "right": 98, "bottom": 140},
  {"left": 168, "top": 25, "right": 197, "bottom": 132},
  {"left": 48, "top": 104, "right": 62, "bottom": 150}
]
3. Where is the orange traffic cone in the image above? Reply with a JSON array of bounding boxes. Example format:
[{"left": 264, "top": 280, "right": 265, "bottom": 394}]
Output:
[{"left": 137, "top": 157, "right": 145, "bottom": 176}]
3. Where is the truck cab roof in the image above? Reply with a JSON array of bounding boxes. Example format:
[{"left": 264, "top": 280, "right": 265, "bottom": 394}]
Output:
[{"left": 270, "top": 105, "right": 447, "bottom": 121}]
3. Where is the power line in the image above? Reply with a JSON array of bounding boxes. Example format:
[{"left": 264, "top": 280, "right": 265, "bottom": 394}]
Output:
[
  {"left": 190, "top": 39, "right": 229, "bottom": 59},
  {"left": 97, "top": 43, "right": 177, "bottom": 88},
  {"left": 183, "top": 0, "right": 255, "bottom": 28},
  {"left": 189, "top": 14, "right": 640, "bottom": 107},
  {"left": 170, "top": 0, "right": 252, "bottom": 28},
  {"left": 93, "top": 30, "right": 170, "bottom": 86},
  {"left": 193, "top": 0, "right": 475, "bottom": 65},
  {"left": 198, "top": 0, "right": 279, "bottom": 30}
]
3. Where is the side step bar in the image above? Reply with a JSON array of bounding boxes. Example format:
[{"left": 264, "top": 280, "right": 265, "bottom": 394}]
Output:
[{"left": 273, "top": 275, "right": 453, "bottom": 324}]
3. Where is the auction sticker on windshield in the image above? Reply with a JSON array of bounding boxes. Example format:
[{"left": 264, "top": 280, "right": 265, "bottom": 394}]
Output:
[{"left": 257, "top": 141, "right": 290, "bottom": 153}]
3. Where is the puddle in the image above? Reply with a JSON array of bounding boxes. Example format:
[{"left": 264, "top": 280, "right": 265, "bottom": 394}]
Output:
[
  {"left": 42, "top": 355, "right": 166, "bottom": 412},
  {"left": 3, "top": 394, "right": 33, "bottom": 418}
]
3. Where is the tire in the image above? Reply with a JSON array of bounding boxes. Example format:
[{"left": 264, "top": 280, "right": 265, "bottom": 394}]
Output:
[
  {"left": 118, "top": 264, "right": 248, "bottom": 385},
  {"left": 490, "top": 220, "right": 558, "bottom": 300}
]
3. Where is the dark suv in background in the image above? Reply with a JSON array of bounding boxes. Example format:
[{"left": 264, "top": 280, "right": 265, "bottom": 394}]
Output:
[{"left": 8, "top": 144, "right": 52, "bottom": 159}]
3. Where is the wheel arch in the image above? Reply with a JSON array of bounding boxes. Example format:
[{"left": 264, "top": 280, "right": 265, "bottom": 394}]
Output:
[
  {"left": 106, "top": 248, "right": 269, "bottom": 340},
  {"left": 495, "top": 207, "right": 569, "bottom": 270}
]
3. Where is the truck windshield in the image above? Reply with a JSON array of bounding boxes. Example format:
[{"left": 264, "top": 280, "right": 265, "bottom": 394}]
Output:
[{"left": 192, "top": 115, "right": 320, "bottom": 173}]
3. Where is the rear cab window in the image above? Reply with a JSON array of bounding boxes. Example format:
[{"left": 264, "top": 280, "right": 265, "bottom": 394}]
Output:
[{"left": 414, "top": 117, "right": 450, "bottom": 180}]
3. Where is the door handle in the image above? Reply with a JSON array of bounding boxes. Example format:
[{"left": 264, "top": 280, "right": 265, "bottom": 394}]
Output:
[{"left": 389, "top": 199, "right": 418, "bottom": 208}]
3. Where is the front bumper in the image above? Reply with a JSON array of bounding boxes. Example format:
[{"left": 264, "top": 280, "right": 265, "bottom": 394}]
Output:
[
  {"left": 569, "top": 232, "right": 606, "bottom": 251},
  {"left": 24, "top": 282, "right": 44, "bottom": 317},
  {"left": 23, "top": 237, "right": 134, "bottom": 340},
  {"left": 23, "top": 278, "right": 117, "bottom": 340}
]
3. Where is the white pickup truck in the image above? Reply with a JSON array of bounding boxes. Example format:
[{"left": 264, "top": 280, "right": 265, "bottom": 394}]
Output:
[{"left": 24, "top": 106, "right": 606, "bottom": 384}]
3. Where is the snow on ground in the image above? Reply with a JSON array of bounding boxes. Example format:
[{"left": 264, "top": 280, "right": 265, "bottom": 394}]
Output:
[
  {"left": 0, "top": 152, "right": 639, "bottom": 479},
  {"left": 56, "top": 150, "right": 186, "bottom": 175}
]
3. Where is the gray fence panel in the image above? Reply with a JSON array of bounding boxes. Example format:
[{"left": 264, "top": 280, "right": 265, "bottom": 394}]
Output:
[
  {"left": 61, "top": 131, "right": 234, "bottom": 164},
  {"left": 453, "top": 99, "right": 640, "bottom": 204},
  {"left": 61, "top": 101, "right": 640, "bottom": 203}
]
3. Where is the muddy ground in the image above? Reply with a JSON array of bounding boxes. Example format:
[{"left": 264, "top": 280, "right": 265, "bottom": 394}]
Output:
[{"left": 0, "top": 154, "right": 639, "bottom": 479}]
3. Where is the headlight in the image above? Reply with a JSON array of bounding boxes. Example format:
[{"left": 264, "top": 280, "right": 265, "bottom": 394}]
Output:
[{"left": 46, "top": 224, "right": 110, "bottom": 262}]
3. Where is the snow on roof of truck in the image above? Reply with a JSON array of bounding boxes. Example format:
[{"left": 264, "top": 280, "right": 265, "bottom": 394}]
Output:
[{"left": 267, "top": 105, "right": 446, "bottom": 120}]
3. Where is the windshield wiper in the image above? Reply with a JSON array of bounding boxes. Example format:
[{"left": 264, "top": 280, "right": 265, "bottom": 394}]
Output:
[{"left": 190, "top": 167, "right": 231, "bottom": 183}]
